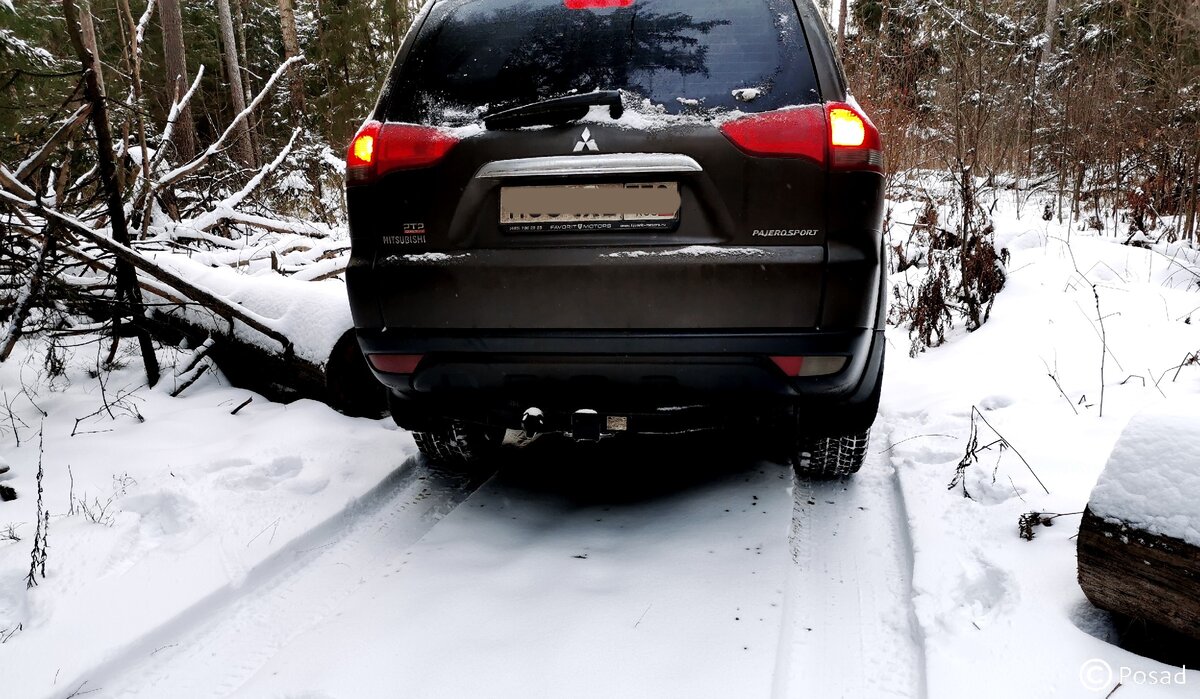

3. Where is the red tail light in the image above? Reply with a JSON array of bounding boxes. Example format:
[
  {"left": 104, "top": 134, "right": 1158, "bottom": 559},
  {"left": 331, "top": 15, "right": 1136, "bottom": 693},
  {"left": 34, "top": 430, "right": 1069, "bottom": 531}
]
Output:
[
  {"left": 719, "top": 105, "right": 827, "bottom": 164},
  {"left": 346, "top": 121, "right": 459, "bottom": 185},
  {"left": 565, "top": 0, "right": 634, "bottom": 8},
  {"left": 719, "top": 102, "right": 883, "bottom": 173}
]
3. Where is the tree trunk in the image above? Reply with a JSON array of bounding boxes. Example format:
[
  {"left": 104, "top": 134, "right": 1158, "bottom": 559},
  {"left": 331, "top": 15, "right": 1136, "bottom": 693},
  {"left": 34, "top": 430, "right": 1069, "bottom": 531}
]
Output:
[
  {"left": 149, "top": 313, "right": 384, "bottom": 417},
  {"left": 217, "top": 0, "right": 255, "bottom": 166},
  {"left": 277, "top": 0, "right": 306, "bottom": 120},
  {"left": 64, "top": 0, "right": 161, "bottom": 387},
  {"left": 76, "top": 0, "right": 105, "bottom": 97},
  {"left": 0, "top": 230, "right": 54, "bottom": 363},
  {"left": 1041, "top": 0, "right": 1058, "bottom": 61},
  {"left": 383, "top": 0, "right": 407, "bottom": 55},
  {"left": 1078, "top": 508, "right": 1200, "bottom": 641},
  {"left": 1184, "top": 139, "right": 1199, "bottom": 243},
  {"left": 117, "top": 0, "right": 153, "bottom": 236},
  {"left": 232, "top": 0, "right": 262, "bottom": 163},
  {"left": 159, "top": 0, "right": 197, "bottom": 162},
  {"left": 837, "top": 0, "right": 848, "bottom": 55}
]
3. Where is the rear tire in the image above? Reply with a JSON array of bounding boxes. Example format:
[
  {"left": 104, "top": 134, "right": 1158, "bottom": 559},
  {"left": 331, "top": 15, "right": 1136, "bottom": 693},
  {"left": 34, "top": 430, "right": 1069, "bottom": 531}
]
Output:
[
  {"left": 412, "top": 420, "right": 504, "bottom": 470},
  {"left": 792, "top": 428, "right": 871, "bottom": 479}
]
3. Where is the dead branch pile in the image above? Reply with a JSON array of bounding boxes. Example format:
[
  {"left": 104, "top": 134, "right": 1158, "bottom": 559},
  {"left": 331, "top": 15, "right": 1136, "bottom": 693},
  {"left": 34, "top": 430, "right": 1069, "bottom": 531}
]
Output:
[{"left": 0, "top": 1, "right": 379, "bottom": 416}]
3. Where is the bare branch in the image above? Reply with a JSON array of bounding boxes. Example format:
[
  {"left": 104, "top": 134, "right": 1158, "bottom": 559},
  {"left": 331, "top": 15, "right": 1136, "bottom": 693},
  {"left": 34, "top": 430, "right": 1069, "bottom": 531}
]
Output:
[{"left": 158, "top": 57, "right": 303, "bottom": 188}]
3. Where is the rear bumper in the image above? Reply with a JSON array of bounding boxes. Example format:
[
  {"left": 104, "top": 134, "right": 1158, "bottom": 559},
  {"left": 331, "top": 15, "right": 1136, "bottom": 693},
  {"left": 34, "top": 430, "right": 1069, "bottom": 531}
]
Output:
[
  {"left": 357, "top": 327, "right": 884, "bottom": 428},
  {"left": 348, "top": 240, "right": 886, "bottom": 431},
  {"left": 347, "top": 245, "right": 851, "bottom": 330}
]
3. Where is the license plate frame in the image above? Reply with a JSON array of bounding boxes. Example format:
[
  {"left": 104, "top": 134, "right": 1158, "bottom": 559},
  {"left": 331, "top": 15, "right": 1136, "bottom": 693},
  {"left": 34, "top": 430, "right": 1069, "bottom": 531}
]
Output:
[{"left": 499, "top": 182, "right": 680, "bottom": 233}]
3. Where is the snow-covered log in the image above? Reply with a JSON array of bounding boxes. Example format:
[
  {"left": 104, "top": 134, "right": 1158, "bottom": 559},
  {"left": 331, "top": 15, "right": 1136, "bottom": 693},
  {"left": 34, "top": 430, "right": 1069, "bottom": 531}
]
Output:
[{"left": 1077, "top": 399, "right": 1200, "bottom": 640}]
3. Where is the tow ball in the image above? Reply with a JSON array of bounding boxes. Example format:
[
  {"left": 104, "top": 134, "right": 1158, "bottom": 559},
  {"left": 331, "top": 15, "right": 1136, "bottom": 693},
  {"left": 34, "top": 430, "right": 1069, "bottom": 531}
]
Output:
[{"left": 521, "top": 407, "right": 545, "bottom": 436}]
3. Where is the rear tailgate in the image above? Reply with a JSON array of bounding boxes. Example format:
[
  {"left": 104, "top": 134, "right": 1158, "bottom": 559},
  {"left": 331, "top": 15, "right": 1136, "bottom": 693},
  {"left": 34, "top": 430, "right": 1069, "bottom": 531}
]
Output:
[{"left": 346, "top": 0, "right": 843, "bottom": 330}]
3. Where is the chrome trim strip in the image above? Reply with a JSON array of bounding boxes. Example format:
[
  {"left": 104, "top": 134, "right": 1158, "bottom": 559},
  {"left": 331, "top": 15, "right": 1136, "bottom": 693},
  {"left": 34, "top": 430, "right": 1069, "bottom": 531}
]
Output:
[{"left": 475, "top": 153, "right": 703, "bottom": 179}]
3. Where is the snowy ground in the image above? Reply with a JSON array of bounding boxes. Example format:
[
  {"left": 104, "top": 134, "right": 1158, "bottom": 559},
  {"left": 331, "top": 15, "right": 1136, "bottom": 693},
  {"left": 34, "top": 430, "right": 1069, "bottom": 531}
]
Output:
[{"left": 1, "top": 192, "right": 1199, "bottom": 698}]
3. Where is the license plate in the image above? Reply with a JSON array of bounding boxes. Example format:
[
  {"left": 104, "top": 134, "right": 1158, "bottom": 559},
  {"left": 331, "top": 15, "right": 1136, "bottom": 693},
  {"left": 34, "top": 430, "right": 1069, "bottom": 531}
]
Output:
[{"left": 500, "top": 182, "right": 680, "bottom": 232}]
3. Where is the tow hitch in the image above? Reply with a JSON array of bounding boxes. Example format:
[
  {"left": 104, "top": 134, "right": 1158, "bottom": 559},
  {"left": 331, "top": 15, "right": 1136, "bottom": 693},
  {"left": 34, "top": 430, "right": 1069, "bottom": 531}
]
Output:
[
  {"left": 571, "top": 409, "right": 602, "bottom": 442},
  {"left": 519, "top": 407, "right": 633, "bottom": 441}
]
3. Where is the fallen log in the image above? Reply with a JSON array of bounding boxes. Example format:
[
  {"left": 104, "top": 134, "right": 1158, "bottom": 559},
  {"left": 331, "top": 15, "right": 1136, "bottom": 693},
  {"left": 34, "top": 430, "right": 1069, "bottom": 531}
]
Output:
[
  {"left": 1078, "top": 508, "right": 1200, "bottom": 639},
  {"left": 149, "top": 316, "right": 385, "bottom": 417},
  {"left": 1078, "top": 400, "right": 1200, "bottom": 641},
  {"left": 0, "top": 188, "right": 296, "bottom": 354}
]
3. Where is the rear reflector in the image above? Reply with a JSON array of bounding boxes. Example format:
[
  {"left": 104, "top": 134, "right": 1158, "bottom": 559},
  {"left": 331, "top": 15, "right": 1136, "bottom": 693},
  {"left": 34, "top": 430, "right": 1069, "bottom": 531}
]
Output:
[
  {"left": 770, "top": 356, "right": 806, "bottom": 377},
  {"left": 346, "top": 121, "right": 459, "bottom": 185},
  {"left": 368, "top": 354, "right": 424, "bottom": 374},
  {"left": 770, "top": 356, "right": 848, "bottom": 378},
  {"left": 565, "top": 0, "right": 634, "bottom": 8},
  {"left": 718, "top": 105, "right": 826, "bottom": 164}
]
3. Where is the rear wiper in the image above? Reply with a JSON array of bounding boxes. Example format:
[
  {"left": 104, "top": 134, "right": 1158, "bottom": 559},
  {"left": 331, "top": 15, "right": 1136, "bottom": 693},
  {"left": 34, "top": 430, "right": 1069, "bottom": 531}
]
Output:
[{"left": 483, "top": 90, "right": 624, "bottom": 130}]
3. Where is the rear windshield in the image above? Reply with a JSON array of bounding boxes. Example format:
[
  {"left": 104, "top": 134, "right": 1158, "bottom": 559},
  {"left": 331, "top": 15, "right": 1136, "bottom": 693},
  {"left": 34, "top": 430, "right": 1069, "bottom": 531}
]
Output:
[{"left": 385, "top": 0, "right": 821, "bottom": 126}]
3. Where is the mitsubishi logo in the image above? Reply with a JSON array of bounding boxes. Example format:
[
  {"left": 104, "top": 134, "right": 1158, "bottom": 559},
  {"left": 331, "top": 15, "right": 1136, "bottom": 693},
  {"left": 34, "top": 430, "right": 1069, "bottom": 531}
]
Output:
[{"left": 573, "top": 128, "right": 599, "bottom": 153}]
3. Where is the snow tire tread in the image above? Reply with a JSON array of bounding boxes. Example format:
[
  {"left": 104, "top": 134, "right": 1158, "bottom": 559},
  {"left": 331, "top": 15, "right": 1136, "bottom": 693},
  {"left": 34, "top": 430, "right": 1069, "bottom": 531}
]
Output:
[
  {"left": 793, "top": 429, "right": 870, "bottom": 479},
  {"left": 412, "top": 421, "right": 499, "bottom": 469}
]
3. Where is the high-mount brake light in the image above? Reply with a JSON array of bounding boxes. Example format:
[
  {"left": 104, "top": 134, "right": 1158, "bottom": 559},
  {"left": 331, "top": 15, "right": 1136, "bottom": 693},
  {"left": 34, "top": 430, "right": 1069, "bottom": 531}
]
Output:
[
  {"left": 346, "top": 121, "right": 459, "bottom": 185},
  {"left": 564, "top": 0, "right": 634, "bottom": 8}
]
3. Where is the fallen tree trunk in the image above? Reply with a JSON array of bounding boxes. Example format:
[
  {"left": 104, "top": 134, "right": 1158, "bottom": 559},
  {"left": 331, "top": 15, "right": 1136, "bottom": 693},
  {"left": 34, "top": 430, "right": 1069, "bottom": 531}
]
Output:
[
  {"left": 0, "top": 189, "right": 295, "bottom": 353},
  {"left": 1077, "top": 508, "right": 1200, "bottom": 640},
  {"left": 147, "top": 312, "right": 384, "bottom": 417}
]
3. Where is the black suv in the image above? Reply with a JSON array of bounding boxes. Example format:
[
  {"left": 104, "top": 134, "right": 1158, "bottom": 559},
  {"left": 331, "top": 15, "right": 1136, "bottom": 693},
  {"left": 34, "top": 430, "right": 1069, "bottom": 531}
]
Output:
[{"left": 346, "top": 0, "right": 886, "bottom": 477}]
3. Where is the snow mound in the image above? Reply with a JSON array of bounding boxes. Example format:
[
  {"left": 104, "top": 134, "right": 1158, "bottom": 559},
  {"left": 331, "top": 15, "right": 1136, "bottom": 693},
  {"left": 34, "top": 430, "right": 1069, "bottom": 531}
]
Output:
[
  {"left": 732, "top": 87, "right": 763, "bottom": 102},
  {"left": 1088, "top": 397, "right": 1200, "bottom": 547},
  {"left": 149, "top": 252, "right": 351, "bottom": 367}
]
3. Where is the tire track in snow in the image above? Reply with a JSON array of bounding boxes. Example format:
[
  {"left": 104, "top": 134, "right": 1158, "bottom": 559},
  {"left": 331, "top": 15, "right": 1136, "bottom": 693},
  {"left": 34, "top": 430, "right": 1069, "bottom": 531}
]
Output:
[
  {"left": 885, "top": 429, "right": 931, "bottom": 699},
  {"left": 773, "top": 422, "right": 927, "bottom": 699},
  {"left": 219, "top": 436, "right": 800, "bottom": 698},
  {"left": 75, "top": 457, "right": 483, "bottom": 699}
]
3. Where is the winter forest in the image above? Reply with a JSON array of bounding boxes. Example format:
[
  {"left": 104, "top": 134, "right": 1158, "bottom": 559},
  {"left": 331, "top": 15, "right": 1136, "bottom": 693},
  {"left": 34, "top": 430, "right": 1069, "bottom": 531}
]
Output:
[{"left": 1, "top": 0, "right": 1200, "bottom": 697}]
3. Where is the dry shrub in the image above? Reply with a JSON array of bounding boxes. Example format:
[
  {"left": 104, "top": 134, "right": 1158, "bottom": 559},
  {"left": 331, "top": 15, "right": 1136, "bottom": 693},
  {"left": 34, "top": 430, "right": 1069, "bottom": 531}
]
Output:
[
  {"left": 895, "top": 201, "right": 1009, "bottom": 355},
  {"left": 959, "top": 225, "right": 1009, "bottom": 332},
  {"left": 899, "top": 255, "right": 953, "bottom": 356}
]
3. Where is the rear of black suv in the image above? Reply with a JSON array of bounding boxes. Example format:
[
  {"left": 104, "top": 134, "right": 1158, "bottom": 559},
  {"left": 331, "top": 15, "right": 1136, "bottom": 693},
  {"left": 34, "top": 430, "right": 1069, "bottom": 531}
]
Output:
[{"left": 346, "top": 0, "right": 886, "bottom": 476}]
